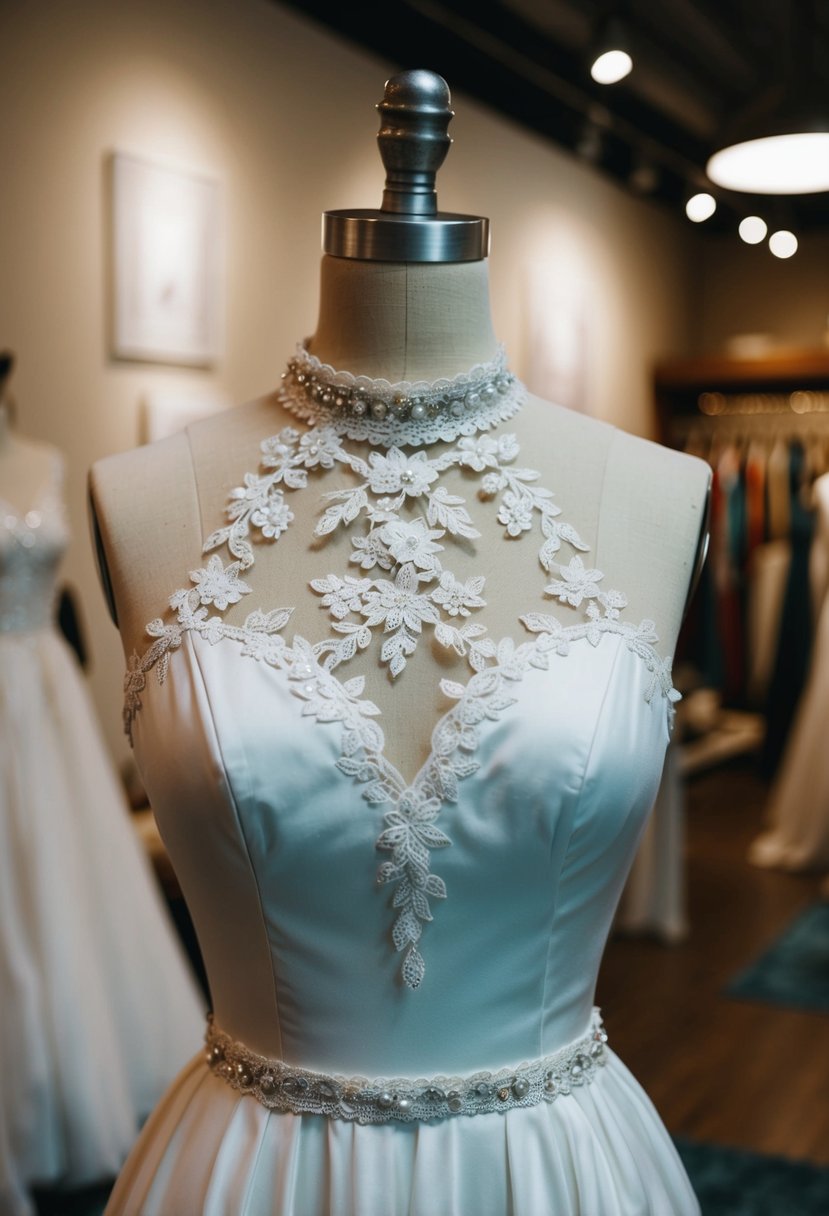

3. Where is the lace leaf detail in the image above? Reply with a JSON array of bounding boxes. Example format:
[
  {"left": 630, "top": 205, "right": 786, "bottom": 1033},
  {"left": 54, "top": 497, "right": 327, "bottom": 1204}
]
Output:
[
  {"left": 125, "top": 350, "right": 682, "bottom": 992},
  {"left": 426, "top": 486, "right": 480, "bottom": 539},
  {"left": 315, "top": 488, "right": 369, "bottom": 536}
]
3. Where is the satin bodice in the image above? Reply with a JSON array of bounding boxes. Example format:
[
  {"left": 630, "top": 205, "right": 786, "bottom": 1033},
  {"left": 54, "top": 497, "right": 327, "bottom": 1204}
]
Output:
[
  {"left": 0, "top": 462, "right": 68, "bottom": 634},
  {"left": 134, "top": 626, "right": 669, "bottom": 1078}
]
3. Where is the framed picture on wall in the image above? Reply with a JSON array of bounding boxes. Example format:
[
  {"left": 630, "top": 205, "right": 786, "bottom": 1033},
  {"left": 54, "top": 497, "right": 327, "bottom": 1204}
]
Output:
[{"left": 110, "top": 152, "right": 222, "bottom": 366}]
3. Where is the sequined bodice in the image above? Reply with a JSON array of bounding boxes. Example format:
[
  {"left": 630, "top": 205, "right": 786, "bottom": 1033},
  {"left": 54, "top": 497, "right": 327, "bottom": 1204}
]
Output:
[{"left": 0, "top": 462, "right": 68, "bottom": 634}]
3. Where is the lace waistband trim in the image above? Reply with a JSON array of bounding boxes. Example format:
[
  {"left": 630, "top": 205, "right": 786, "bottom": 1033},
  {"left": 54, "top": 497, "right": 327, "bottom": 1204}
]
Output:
[{"left": 204, "top": 1010, "right": 608, "bottom": 1124}]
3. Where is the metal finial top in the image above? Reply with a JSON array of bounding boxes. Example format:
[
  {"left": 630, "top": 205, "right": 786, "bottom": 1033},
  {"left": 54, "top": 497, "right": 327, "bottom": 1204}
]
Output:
[
  {"left": 323, "top": 69, "right": 489, "bottom": 263},
  {"left": 376, "top": 70, "right": 453, "bottom": 216}
]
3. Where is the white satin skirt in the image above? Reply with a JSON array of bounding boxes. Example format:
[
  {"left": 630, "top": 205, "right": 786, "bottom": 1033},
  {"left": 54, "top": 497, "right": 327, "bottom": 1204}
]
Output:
[
  {"left": 0, "top": 629, "right": 204, "bottom": 1216},
  {"left": 105, "top": 1047, "right": 699, "bottom": 1216}
]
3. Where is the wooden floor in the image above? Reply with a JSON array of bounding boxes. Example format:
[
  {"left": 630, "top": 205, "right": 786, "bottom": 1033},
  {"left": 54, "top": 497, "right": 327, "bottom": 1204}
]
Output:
[{"left": 598, "top": 757, "right": 829, "bottom": 1164}]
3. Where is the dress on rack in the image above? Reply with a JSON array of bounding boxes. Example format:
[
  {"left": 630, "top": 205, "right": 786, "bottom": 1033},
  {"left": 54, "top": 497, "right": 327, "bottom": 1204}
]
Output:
[
  {"left": 103, "top": 349, "right": 699, "bottom": 1216},
  {"left": 750, "top": 472, "right": 829, "bottom": 870},
  {"left": 0, "top": 455, "right": 204, "bottom": 1216}
]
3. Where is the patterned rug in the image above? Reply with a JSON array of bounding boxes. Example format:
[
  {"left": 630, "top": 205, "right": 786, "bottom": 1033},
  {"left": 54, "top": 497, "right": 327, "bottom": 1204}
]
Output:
[
  {"left": 726, "top": 901, "right": 829, "bottom": 1015},
  {"left": 676, "top": 1138, "right": 829, "bottom": 1216}
]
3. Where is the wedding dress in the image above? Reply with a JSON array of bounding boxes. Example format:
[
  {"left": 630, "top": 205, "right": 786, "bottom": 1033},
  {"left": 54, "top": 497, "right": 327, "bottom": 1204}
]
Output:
[
  {"left": 0, "top": 454, "right": 204, "bottom": 1216},
  {"left": 104, "top": 348, "right": 699, "bottom": 1216}
]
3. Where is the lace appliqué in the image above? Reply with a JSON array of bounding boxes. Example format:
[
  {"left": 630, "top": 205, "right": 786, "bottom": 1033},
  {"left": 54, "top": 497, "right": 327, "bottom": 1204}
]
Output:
[
  {"left": 124, "top": 358, "right": 680, "bottom": 990},
  {"left": 123, "top": 556, "right": 293, "bottom": 737},
  {"left": 200, "top": 425, "right": 597, "bottom": 680}
]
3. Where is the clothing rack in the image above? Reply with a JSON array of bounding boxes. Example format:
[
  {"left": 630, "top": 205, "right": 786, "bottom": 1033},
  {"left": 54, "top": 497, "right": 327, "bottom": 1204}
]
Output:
[{"left": 653, "top": 349, "right": 829, "bottom": 770}]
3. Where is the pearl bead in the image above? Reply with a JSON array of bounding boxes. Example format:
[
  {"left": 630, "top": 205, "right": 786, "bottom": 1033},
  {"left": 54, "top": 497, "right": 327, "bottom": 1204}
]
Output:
[
  {"left": 401, "top": 470, "right": 415, "bottom": 484},
  {"left": 465, "top": 391, "right": 480, "bottom": 411},
  {"left": 480, "top": 383, "right": 496, "bottom": 404},
  {"left": 410, "top": 402, "right": 426, "bottom": 420},
  {"left": 396, "top": 1096, "right": 412, "bottom": 1113},
  {"left": 378, "top": 1091, "right": 395, "bottom": 1109},
  {"left": 512, "top": 1077, "right": 530, "bottom": 1099},
  {"left": 450, "top": 399, "right": 464, "bottom": 417}
]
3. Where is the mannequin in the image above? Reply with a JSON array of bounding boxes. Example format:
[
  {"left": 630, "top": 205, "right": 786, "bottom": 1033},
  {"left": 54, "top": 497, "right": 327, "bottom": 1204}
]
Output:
[
  {"left": 0, "top": 353, "right": 204, "bottom": 1216},
  {"left": 0, "top": 358, "right": 58, "bottom": 514},
  {"left": 90, "top": 72, "right": 708, "bottom": 1216}
]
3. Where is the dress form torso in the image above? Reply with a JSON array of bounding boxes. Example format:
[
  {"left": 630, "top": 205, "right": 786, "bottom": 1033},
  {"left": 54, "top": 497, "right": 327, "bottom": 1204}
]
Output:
[{"left": 90, "top": 256, "right": 709, "bottom": 776}]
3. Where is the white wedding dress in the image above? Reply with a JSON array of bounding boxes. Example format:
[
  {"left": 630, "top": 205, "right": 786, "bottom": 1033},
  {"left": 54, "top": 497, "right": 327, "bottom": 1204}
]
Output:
[
  {"left": 104, "top": 350, "right": 699, "bottom": 1216},
  {"left": 0, "top": 454, "right": 204, "bottom": 1216}
]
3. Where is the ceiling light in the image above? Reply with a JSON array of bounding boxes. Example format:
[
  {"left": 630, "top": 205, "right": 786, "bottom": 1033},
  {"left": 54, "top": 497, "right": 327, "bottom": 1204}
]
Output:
[
  {"left": 738, "top": 216, "right": 767, "bottom": 245},
  {"left": 708, "top": 132, "right": 829, "bottom": 194},
  {"left": 706, "top": 5, "right": 829, "bottom": 193},
  {"left": 769, "top": 230, "right": 798, "bottom": 258},
  {"left": 685, "top": 192, "right": 716, "bottom": 222},
  {"left": 589, "top": 15, "right": 632, "bottom": 85},
  {"left": 591, "top": 50, "right": 632, "bottom": 85}
]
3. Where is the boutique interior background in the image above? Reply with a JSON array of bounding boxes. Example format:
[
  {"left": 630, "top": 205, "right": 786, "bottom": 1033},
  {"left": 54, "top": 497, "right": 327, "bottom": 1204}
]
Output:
[{"left": 2, "top": 0, "right": 829, "bottom": 1208}]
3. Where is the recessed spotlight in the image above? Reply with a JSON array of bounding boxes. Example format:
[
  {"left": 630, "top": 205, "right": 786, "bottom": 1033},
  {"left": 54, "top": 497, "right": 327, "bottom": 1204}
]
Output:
[
  {"left": 769, "top": 230, "right": 798, "bottom": 258},
  {"left": 685, "top": 193, "right": 716, "bottom": 222},
  {"left": 738, "top": 216, "right": 767, "bottom": 245}
]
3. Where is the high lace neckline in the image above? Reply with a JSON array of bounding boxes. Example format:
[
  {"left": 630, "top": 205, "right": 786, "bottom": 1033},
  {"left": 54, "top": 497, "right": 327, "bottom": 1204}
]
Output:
[{"left": 277, "top": 343, "right": 526, "bottom": 447}]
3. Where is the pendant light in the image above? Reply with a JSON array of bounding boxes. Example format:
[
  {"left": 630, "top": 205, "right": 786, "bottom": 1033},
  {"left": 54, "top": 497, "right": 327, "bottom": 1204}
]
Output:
[
  {"left": 707, "top": 4, "right": 829, "bottom": 194},
  {"left": 589, "top": 13, "right": 633, "bottom": 85}
]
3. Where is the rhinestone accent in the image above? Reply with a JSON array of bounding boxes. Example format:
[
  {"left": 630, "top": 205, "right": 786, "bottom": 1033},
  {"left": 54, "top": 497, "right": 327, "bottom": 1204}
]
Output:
[
  {"left": 277, "top": 343, "right": 525, "bottom": 447},
  {"left": 204, "top": 1010, "right": 607, "bottom": 1124}
]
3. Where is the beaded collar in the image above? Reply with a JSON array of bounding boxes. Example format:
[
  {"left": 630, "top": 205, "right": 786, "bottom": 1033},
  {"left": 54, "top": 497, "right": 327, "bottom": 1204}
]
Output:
[{"left": 277, "top": 343, "right": 525, "bottom": 446}]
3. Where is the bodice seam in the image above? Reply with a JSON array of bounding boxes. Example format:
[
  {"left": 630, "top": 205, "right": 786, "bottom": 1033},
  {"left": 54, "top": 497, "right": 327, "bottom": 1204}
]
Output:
[
  {"left": 185, "top": 631, "right": 286, "bottom": 1055},
  {"left": 537, "top": 632, "right": 624, "bottom": 1057}
]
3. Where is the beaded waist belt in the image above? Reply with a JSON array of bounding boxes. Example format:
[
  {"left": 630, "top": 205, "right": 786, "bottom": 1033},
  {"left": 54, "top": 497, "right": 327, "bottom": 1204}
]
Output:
[{"left": 204, "top": 1010, "right": 608, "bottom": 1125}]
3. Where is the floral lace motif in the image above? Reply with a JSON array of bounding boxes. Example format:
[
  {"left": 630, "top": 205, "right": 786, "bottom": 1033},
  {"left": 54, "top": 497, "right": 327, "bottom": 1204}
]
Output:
[
  {"left": 204, "top": 1009, "right": 608, "bottom": 1124},
  {"left": 124, "top": 355, "right": 680, "bottom": 990}
]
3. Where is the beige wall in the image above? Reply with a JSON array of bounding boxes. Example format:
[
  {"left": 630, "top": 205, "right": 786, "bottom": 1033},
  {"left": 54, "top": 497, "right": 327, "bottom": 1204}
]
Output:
[
  {"left": 0, "top": 0, "right": 698, "bottom": 766},
  {"left": 695, "top": 231, "right": 829, "bottom": 354}
]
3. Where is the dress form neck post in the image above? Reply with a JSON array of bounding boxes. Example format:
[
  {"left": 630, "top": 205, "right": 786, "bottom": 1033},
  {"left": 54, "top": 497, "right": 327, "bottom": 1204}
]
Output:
[{"left": 306, "top": 255, "right": 499, "bottom": 383}]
